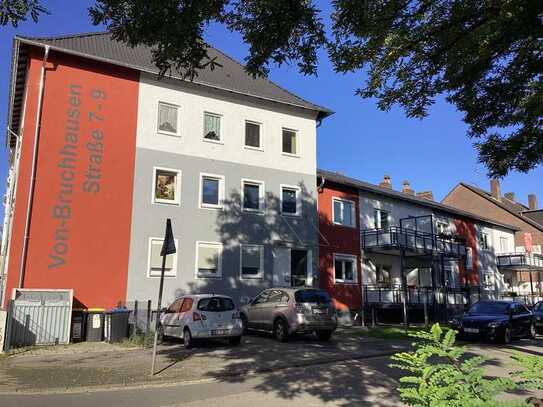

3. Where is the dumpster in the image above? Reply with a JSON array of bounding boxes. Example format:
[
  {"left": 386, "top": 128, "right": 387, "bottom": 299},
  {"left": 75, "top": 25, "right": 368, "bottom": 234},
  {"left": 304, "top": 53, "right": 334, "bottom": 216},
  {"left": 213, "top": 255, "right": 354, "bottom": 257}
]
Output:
[
  {"left": 86, "top": 308, "right": 105, "bottom": 342},
  {"left": 104, "top": 307, "right": 130, "bottom": 343},
  {"left": 70, "top": 309, "right": 87, "bottom": 342}
]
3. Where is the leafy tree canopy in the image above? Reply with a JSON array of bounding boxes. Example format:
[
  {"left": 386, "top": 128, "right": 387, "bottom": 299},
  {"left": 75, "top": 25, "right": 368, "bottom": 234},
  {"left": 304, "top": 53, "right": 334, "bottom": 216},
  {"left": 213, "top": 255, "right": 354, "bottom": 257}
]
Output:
[
  {"left": 0, "top": 0, "right": 48, "bottom": 27},
  {"left": 4, "top": 0, "right": 543, "bottom": 177}
]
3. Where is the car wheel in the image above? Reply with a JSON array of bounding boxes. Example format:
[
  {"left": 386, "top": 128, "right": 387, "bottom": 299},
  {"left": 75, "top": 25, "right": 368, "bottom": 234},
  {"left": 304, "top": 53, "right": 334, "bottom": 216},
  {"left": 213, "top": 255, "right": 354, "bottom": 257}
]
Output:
[
  {"left": 502, "top": 326, "right": 512, "bottom": 344},
  {"left": 229, "top": 336, "right": 242, "bottom": 346},
  {"left": 529, "top": 323, "right": 537, "bottom": 339},
  {"left": 274, "top": 319, "right": 289, "bottom": 342},
  {"left": 315, "top": 330, "right": 333, "bottom": 341},
  {"left": 183, "top": 328, "right": 193, "bottom": 349},
  {"left": 240, "top": 314, "right": 248, "bottom": 334}
]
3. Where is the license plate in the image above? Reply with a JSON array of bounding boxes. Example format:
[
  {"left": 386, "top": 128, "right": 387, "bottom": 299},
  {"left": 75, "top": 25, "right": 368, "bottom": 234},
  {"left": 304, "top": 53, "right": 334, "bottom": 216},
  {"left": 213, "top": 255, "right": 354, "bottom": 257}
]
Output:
[
  {"left": 211, "top": 329, "right": 229, "bottom": 336},
  {"left": 464, "top": 328, "right": 479, "bottom": 334}
]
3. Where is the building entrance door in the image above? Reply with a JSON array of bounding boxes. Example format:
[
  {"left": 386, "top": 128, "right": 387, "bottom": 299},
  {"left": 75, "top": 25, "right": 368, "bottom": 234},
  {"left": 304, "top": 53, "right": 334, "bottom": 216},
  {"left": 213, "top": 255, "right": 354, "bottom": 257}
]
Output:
[{"left": 291, "top": 249, "right": 308, "bottom": 287}]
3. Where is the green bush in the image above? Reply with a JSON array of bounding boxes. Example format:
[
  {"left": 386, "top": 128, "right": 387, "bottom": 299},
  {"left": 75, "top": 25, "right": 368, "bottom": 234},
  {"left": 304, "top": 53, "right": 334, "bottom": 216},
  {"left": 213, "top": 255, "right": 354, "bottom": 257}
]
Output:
[{"left": 390, "top": 323, "right": 526, "bottom": 407}]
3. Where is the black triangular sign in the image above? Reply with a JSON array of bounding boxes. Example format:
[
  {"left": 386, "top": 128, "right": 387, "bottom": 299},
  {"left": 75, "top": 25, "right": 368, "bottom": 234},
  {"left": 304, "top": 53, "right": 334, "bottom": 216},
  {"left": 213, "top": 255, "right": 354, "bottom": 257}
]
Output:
[{"left": 161, "top": 218, "right": 176, "bottom": 256}]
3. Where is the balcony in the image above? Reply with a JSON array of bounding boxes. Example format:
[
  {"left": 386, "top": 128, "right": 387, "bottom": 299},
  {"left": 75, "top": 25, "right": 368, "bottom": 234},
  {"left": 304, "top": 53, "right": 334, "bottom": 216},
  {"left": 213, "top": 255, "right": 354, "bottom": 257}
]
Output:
[
  {"left": 497, "top": 253, "right": 543, "bottom": 270},
  {"left": 361, "top": 226, "right": 466, "bottom": 258}
]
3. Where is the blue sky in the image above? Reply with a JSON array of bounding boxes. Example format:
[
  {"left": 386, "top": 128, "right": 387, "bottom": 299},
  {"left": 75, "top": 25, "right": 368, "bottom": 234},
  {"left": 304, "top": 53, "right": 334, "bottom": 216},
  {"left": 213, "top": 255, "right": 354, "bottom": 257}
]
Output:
[{"left": 1, "top": 0, "right": 541, "bottom": 211}]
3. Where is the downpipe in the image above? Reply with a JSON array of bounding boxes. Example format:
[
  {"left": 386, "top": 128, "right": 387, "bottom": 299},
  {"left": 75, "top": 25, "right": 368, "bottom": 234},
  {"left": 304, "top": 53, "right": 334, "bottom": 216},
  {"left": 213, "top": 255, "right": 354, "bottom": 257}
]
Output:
[{"left": 18, "top": 45, "right": 50, "bottom": 288}]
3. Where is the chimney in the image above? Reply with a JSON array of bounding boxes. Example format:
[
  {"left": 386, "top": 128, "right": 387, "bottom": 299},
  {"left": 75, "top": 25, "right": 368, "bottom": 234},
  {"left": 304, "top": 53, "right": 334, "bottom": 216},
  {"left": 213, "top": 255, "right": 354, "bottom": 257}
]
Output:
[
  {"left": 417, "top": 191, "right": 434, "bottom": 201},
  {"left": 528, "top": 194, "right": 538, "bottom": 210},
  {"left": 379, "top": 175, "right": 392, "bottom": 189},
  {"left": 402, "top": 180, "right": 415, "bottom": 195},
  {"left": 490, "top": 179, "right": 501, "bottom": 201},
  {"left": 504, "top": 192, "right": 515, "bottom": 202}
]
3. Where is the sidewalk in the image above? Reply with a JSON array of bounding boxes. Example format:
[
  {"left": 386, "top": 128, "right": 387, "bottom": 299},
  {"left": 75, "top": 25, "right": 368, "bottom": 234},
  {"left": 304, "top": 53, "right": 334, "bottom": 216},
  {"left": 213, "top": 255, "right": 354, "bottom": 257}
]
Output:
[{"left": 0, "top": 328, "right": 411, "bottom": 394}]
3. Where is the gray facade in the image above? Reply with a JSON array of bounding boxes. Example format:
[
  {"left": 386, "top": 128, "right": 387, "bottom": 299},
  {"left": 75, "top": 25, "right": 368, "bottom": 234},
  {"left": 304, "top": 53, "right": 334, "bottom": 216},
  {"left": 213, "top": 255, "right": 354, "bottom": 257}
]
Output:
[{"left": 126, "top": 148, "right": 319, "bottom": 305}]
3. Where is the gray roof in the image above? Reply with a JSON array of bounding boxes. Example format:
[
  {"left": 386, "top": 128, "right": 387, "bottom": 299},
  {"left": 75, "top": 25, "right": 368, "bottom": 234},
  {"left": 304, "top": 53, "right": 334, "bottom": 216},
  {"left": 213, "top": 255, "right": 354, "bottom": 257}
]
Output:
[
  {"left": 7, "top": 32, "right": 332, "bottom": 146},
  {"left": 522, "top": 210, "right": 543, "bottom": 227},
  {"left": 318, "top": 169, "right": 519, "bottom": 231}
]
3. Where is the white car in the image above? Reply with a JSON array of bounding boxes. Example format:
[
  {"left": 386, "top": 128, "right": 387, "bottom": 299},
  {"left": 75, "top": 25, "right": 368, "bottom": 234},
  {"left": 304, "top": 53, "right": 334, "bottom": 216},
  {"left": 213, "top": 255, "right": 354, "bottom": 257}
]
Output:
[{"left": 159, "top": 294, "right": 243, "bottom": 348}]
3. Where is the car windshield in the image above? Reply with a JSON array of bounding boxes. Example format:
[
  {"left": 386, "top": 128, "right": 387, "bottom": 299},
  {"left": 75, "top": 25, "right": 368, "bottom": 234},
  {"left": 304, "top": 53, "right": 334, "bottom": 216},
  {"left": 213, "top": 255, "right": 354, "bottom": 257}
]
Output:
[
  {"left": 197, "top": 297, "right": 235, "bottom": 312},
  {"left": 294, "top": 289, "right": 331, "bottom": 304},
  {"left": 534, "top": 302, "right": 543, "bottom": 312},
  {"left": 468, "top": 302, "right": 510, "bottom": 315}
]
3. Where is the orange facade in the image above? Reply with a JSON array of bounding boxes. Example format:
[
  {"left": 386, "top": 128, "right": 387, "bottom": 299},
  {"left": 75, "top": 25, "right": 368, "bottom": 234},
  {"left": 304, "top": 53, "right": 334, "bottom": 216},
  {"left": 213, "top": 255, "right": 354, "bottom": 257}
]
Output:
[{"left": 4, "top": 48, "right": 139, "bottom": 308}]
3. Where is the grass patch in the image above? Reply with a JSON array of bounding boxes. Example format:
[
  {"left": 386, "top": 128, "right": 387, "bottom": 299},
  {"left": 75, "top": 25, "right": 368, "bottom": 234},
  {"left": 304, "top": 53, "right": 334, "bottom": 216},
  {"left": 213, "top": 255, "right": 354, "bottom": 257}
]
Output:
[{"left": 119, "top": 331, "right": 155, "bottom": 349}]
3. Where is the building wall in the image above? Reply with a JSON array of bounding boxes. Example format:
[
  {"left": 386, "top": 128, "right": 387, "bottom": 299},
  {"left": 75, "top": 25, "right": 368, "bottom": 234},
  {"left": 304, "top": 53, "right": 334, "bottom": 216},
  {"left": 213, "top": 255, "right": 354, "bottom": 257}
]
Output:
[
  {"left": 444, "top": 184, "right": 543, "bottom": 248},
  {"left": 126, "top": 73, "right": 320, "bottom": 306},
  {"left": 317, "top": 182, "right": 361, "bottom": 310},
  {"left": 3, "top": 49, "right": 139, "bottom": 308}
]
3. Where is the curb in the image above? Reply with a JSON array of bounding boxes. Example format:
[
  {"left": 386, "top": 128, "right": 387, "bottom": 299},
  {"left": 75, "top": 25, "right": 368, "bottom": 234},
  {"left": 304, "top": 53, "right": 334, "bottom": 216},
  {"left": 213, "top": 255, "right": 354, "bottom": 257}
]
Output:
[{"left": 0, "top": 349, "right": 403, "bottom": 396}]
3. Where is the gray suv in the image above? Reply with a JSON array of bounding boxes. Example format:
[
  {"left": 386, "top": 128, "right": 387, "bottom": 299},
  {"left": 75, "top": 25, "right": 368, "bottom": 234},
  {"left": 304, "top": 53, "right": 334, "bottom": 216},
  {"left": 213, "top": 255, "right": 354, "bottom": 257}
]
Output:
[{"left": 240, "top": 287, "right": 337, "bottom": 342}]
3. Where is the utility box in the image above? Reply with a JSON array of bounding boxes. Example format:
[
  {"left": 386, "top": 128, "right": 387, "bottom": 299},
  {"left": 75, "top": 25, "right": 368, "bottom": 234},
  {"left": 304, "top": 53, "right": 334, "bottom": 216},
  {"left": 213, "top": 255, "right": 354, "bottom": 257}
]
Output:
[
  {"left": 86, "top": 309, "right": 105, "bottom": 342},
  {"left": 104, "top": 308, "right": 130, "bottom": 343}
]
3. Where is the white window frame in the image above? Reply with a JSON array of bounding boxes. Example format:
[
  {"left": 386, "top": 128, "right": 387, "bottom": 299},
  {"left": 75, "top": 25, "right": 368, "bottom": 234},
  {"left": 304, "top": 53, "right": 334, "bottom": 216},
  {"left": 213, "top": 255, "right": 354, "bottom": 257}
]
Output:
[
  {"left": 199, "top": 173, "right": 225, "bottom": 210},
  {"left": 333, "top": 253, "right": 358, "bottom": 284},
  {"left": 240, "top": 244, "right": 264, "bottom": 279},
  {"left": 152, "top": 166, "right": 182, "bottom": 206},
  {"left": 244, "top": 120, "right": 263, "bottom": 151},
  {"left": 147, "top": 237, "right": 179, "bottom": 278},
  {"left": 195, "top": 241, "right": 223, "bottom": 279},
  {"left": 156, "top": 101, "right": 180, "bottom": 137},
  {"left": 480, "top": 232, "right": 489, "bottom": 250},
  {"left": 241, "top": 178, "right": 265, "bottom": 214},
  {"left": 203, "top": 111, "right": 223, "bottom": 144},
  {"left": 280, "top": 184, "right": 302, "bottom": 216},
  {"left": 499, "top": 236, "right": 509, "bottom": 253},
  {"left": 436, "top": 222, "right": 449, "bottom": 235},
  {"left": 373, "top": 208, "right": 390, "bottom": 229},
  {"left": 281, "top": 127, "right": 299, "bottom": 157},
  {"left": 332, "top": 197, "right": 356, "bottom": 227}
]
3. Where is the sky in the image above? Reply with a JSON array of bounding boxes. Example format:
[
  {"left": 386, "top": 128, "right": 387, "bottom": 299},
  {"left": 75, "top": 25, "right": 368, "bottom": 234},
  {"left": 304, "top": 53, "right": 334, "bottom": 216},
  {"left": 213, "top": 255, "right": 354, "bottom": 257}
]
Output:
[{"left": 0, "top": 0, "right": 541, "bottom": 213}]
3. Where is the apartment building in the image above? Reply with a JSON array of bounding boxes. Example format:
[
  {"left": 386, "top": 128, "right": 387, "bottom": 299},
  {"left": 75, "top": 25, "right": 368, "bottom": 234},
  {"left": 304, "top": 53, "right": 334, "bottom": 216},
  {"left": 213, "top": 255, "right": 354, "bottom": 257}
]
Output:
[
  {"left": 1, "top": 33, "right": 332, "bottom": 309},
  {"left": 444, "top": 180, "right": 543, "bottom": 301},
  {"left": 317, "top": 170, "right": 519, "bottom": 318}
]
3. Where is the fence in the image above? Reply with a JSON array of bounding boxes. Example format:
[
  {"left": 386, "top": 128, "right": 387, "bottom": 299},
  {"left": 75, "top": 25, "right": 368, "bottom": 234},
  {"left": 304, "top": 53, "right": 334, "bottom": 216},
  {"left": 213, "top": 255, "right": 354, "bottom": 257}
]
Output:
[
  {"left": 125, "top": 300, "right": 160, "bottom": 336},
  {"left": 4, "top": 291, "right": 72, "bottom": 351}
]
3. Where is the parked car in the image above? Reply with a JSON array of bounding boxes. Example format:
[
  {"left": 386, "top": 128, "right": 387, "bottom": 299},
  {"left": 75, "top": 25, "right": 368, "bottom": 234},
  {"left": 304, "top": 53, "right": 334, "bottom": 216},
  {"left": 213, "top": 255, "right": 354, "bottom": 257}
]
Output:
[
  {"left": 159, "top": 294, "right": 243, "bottom": 348},
  {"left": 533, "top": 301, "right": 543, "bottom": 335},
  {"left": 240, "top": 287, "right": 337, "bottom": 342},
  {"left": 450, "top": 300, "right": 536, "bottom": 344}
]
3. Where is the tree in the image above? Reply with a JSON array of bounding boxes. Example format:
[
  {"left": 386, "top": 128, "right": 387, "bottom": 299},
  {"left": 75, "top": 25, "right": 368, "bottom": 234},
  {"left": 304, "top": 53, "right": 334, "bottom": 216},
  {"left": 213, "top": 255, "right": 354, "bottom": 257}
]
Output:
[
  {"left": 5, "top": 1, "right": 543, "bottom": 177},
  {"left": 0, "top": 0, "right": 48, "bottom": 27}
]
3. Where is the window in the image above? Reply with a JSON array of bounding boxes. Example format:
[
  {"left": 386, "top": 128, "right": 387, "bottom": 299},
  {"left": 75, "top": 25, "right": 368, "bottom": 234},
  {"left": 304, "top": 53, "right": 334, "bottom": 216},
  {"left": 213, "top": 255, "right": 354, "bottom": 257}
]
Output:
[
  {"left": 282, "top": 128, "right": 298, "bottom": 155},
  {"left": 148, "top": 237, "right": 178, "bottom": 277},
  {"left": 480, "top": 233, "right": 489, "bottom": 250},
  {"left": 334, "top": 254, "right": 357, "bottom": 283},
  {"left": 167, "top": 298, "right": 183, "bottom": 313},
  {"left": 196, "top": 242, "right": 222, "bottom": 278},
  {"left": 200, "top": 173, "right": 224, "bottom": 209},
  {"left": 252, "top": 291, "right": 269, "bottom": 304},
  {"left": 373, "top": 208, "right": 389, "bottom": 229},
  {"left": 437, "top": 222, "right": 449, "bottom": 235},
  {"left": 157, "top": 102, "right": 179, "bottom": 136},
  {"left": 376, "top": 265, "right": 391, "bottom": 286},
  {"left": 268, "top": 290, "right": 286, "bottom": 303},
  {"left": 203, "top": 112, "right": 222, "bottom": 142},
  {"left": 153, "top": 167, "right": 181, "bottom": 205},
  {"left": 281, "top": 185, "right": 301, "bottom": 216},
  {"left": 499, "top": 237, "right": 509, "bottom": 253},
  {"left": 466, "top": 247, "right": 473, "bottom": 270},
  {"left": 333, "top": 198, "right": 355, "bottom": 227},
  {"left": 242, "top": 179, "right": 264, "bottom": 213},
  {"left": 483, "top": 273, "right": 493, "bottom": 287},
  {"left": 245, "top": 121, "right": 262, "bottom": 149},
  {"left": 241, "top": 244, "right": 264, "bottom": 278},
  {"left": 197, "top": 297, "right": 235, "bottom": 311},
  {"left": 179, "top": 298, "right": 193, "bottom": 313}
]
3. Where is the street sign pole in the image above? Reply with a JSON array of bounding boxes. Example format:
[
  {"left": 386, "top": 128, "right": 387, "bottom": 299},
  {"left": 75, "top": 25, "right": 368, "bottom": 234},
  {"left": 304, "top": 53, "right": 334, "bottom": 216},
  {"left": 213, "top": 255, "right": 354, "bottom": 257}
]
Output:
[{"left": 150, "top": 219, "right": 176, "bottom": 376}]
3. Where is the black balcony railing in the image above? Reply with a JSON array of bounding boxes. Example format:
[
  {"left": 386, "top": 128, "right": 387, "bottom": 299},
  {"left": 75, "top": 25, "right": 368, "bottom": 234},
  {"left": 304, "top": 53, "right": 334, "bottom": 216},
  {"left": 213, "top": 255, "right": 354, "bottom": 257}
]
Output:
[
  {"left": 361, "top": 226, "right": 466, "bottom": 258},
  {"left": 497, "top": 253, "right": 543, "bottom": 269}
]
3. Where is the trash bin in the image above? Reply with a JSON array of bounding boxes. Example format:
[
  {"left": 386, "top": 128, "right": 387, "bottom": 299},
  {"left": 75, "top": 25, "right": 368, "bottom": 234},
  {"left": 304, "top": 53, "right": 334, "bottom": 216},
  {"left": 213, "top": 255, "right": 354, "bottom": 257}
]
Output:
[
  {"left": 86, "top": 308, "right": 105, "bottom": 342},
  {"left": 70, "top": 309, "right": 87, "bottom": 342},
  {"left": 104, "top": 307, "right": 130, "bottom": 343}
]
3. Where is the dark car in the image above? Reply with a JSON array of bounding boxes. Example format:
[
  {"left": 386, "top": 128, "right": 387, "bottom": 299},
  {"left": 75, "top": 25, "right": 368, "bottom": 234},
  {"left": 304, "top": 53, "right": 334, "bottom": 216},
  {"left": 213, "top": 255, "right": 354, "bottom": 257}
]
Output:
[
  {"left": 450, "top": 300, "right": 536, "bottom": 344},
  {"left": 533, "top": 301, "right": 543, "bottom": 334}
]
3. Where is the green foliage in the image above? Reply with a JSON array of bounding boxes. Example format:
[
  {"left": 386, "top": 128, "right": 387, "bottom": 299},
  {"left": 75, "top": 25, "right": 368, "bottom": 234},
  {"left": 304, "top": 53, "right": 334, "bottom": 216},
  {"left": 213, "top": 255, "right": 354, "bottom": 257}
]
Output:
[
  {"left": 0, "top": 0, "right": 48, "bottom": 26},
  {"left": 390, "top": 323, "right": 522, "bottom": 407},
  {"left": 510, "top": 351, "right": 543, "bottom": 391}
]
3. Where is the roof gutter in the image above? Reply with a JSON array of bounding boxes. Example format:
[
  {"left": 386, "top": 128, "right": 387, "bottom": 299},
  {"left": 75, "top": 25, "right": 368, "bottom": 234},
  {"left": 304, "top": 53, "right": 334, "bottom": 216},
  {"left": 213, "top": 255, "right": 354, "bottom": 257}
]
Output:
[
  {"left": 18, "top": 44, "right": 50, "bottom": 289},
  {"left": 6, "top": 39, "right": 20, "bottom": 148}
]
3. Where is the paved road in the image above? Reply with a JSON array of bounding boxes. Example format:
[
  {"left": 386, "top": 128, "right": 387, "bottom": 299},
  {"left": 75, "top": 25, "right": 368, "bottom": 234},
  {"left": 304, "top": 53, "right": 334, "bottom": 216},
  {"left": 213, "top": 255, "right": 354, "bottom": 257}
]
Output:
[{"left": 0, "top": 356, "right": 402, "bottom": 407}]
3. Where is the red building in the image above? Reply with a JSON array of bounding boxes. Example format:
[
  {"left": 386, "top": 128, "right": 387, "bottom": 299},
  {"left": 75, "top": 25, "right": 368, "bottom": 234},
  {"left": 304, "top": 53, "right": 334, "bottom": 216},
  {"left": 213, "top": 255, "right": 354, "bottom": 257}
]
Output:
[{"left": 317, "top": 175, "right": 362, "bottom": 311}]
